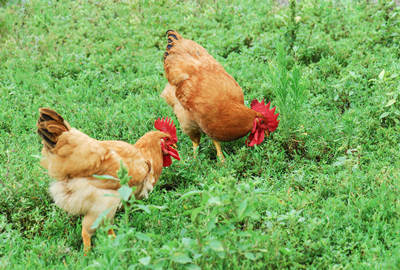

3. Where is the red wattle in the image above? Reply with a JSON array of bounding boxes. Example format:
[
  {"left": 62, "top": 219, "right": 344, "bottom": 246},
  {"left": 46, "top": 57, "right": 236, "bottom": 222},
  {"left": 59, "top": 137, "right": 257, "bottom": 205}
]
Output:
[{"left": 163, "top": 154, "right": 172, "bottom": 167}]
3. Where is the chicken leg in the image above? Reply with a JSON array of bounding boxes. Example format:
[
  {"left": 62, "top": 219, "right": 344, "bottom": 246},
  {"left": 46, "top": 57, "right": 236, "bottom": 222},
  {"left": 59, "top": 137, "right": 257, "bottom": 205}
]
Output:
[
  {"left": 192, "top": 141, "right": 199, "bottom": 157},
  {"left": 82, "top": 214, "right": 96, "bottom": 254},
  {"left": 190, "top": 134, "right": 201, "bottom": 158},
  {"left": 212, "top": 140, "right": 225, "bottom": 162}
]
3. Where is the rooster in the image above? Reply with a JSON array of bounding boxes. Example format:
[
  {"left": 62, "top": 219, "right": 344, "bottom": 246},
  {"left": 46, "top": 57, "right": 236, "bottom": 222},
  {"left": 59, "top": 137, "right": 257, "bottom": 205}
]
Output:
[
  {"left": 37, "top": 108, "right": 180, "bottom": 252},
  {"left": 161, "top": 30, "right": 279, "bottom": 161}
]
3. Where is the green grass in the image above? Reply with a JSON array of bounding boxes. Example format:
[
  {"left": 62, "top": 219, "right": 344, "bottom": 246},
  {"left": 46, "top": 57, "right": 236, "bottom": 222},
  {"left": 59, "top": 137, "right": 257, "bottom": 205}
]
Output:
[{"left": 1, "top": 0, "right": 400, "bottom": 268}]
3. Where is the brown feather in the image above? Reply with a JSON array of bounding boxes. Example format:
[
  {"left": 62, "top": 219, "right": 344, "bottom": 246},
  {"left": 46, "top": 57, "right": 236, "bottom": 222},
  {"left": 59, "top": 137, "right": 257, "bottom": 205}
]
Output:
[
  {"left": 162, "top": 31, "right": 260, "bottom": 142},
  {"left": 37, "top": 109, "right": 176, "bottom": 252},
  {"left": 37, "top": 108, "right": 71, "bottom": 150},
  {"left": 37, "top": 108, "right": 172, "bottom": 195}
]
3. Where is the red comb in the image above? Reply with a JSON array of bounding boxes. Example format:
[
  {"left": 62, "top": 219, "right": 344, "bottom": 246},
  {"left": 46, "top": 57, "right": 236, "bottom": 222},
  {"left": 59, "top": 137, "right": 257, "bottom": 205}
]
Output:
[
  {"left": 250, "top": 99, "right": 280, "bottom": 132},
  {"left": 154, "top": 117, "right": 178, "bottom": 143}
]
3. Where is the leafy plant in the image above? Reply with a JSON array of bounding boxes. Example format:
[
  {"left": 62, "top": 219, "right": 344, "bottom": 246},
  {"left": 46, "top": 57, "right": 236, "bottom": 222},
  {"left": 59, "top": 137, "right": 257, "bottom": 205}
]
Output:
[
  {"left": 286, "top": 0, "right": 299, "bottom": 53},
  {"left": 268, "top": 42, "right": 309, "bottom": 155}
]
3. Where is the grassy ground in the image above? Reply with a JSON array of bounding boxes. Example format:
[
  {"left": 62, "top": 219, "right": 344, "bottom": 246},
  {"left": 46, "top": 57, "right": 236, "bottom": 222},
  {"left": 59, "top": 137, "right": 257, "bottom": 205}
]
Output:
[{"left": 1, "top": 0, "right": 400, "bottom": 269}]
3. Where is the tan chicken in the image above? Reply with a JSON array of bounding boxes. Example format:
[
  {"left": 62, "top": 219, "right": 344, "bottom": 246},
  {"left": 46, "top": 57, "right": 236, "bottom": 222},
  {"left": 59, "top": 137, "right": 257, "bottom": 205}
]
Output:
[
  {"left": 37, "top": 108, "right": 179, "bottom": 253},
  {"left": 161, "top": 30, "right": 279, "bottom": 161}
]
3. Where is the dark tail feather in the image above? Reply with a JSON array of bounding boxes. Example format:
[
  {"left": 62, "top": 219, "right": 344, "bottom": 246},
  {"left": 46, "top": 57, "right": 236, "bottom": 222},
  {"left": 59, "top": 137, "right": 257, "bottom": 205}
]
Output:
[
  {"left": 164, "top": 30, "right": 182, "bottom": 61},
  {"left": 166, "top": 30, "right": 181, "bottom": 41},
  {"left": 37, "top": 108, "right": 70, "bottom": 149}
]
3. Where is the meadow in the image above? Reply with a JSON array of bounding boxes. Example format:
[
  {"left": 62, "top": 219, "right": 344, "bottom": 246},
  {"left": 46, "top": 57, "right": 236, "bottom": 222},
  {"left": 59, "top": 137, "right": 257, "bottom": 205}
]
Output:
[{"left": 1, "top": 0, "right": 400, "bottom": 269}]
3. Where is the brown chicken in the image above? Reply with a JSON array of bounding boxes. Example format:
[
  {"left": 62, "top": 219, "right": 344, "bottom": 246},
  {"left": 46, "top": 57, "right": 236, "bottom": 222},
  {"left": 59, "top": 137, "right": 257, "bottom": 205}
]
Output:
[
  {"left": 161, "top": 30, "right": 279, "bottom": 161},
  {"left": 37, "top": 108, "right": 179, "bottom": 253}
]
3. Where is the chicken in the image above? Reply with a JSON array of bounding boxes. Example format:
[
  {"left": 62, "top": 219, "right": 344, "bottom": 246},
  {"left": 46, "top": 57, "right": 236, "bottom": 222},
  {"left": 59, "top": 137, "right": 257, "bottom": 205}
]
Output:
[
  {"left": 37, "top": 108, "right": 180, "bottom": 253},
  {"left": 161, "top": 30, "right": 279, "bottom": 161}
]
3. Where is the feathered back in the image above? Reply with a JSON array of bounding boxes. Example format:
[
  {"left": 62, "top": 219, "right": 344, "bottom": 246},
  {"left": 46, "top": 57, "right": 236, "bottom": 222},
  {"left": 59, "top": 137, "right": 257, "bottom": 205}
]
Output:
[
  {"left": 37, "top": 108, "right": 71, "bottom": 150},
  {"left": 163, "top": 30, "right": 220, "bottom": 86}
]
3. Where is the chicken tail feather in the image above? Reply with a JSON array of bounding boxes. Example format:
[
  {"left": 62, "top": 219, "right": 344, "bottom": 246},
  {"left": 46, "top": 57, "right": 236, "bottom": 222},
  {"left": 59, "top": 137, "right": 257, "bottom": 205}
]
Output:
[
  {"left": 37, "top": 108, "right": 71, "bottom": 150},
  {"left": 164, "top": 30, "right": 182, "bottom": 60}
]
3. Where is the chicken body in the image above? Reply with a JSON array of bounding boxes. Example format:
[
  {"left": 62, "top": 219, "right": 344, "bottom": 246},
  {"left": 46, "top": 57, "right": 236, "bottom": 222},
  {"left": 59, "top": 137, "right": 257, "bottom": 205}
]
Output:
[
  {"left": 41, "top": 128, "right": 164, "bottom": 199},
  {"left": 162, "top": 30, "right": 266, "bottom": 160},
  {"left": 37, "top": 108, "right": 178, "bottom": 252}
]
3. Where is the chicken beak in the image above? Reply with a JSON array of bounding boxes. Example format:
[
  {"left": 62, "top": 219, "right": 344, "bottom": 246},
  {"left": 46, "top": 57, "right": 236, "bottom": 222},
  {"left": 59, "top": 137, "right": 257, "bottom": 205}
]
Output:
[
  {"left": 171, "top": 143, "right": 178, "bottom": 149},
  {"left": 265, "top": 130, "right": 270, "bottom": 137}
]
